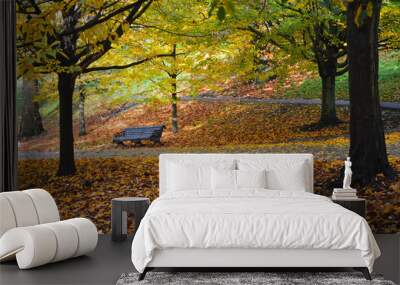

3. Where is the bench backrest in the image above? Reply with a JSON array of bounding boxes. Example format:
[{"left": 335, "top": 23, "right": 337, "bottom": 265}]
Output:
[{"left": 122, "top": 125, "right": 164, "bottom": 138}]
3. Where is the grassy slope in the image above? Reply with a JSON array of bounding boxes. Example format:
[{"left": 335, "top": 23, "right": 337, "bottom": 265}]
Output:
[{"left": 284, "top": 51, "right": 400, "bottom": 102}]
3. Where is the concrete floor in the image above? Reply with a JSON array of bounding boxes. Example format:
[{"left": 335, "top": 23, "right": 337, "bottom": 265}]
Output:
[
  {"left": 0, "top": 235, "right": 134, "bottom": 285},
  {"left": 374, "top": 234, "right": 400, "bottom": 284},
  {"left": 1, "top": 234, "right": 399, "bottom": 285}
]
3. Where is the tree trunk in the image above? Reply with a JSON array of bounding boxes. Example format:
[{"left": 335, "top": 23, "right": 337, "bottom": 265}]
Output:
[
  {"left": 19, "top": 78, "right": 45, "bottom": 138},
  {"left": 320, "top": 74, "right": 337, "bottom": 125},
  {"left": 318, "top": 45, "right": 339, "bottom": 126},
  {"left": 171, "top": 87, "right": 178, "bottom": 134},
  {"left": 32, "top": 101, "right": 45, "bottom": 134},
  {"left": 57, "top": 73, "right": 77, "bottom": 176},
  {"left": 78, "top": 85, "right": 87, "bottom": 136},
  {"left": 171, "top": 44, "right": 178, "bottom": 134},
  {"left": 347, "top": 0, "right": 392, "bottom": 184}
]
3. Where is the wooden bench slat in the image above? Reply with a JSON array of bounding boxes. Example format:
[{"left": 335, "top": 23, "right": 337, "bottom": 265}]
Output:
[
  {"left": 124, "top": 131, "right": 160, "bottom": 134},
  {"left": 113, "top": 125, "right": 165, "bottom": 145}
]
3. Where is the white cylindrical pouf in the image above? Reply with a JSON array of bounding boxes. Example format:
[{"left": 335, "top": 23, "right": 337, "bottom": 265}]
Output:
[
  {"left": 0, "top": 196, "right": 17, "bottom": 237},
  {"left": 63, "top": 218, "right": 98, "bottom": 257},
  {"left": 0, "top": 189, "right": 98, "bottom": 269},
  {"left": 23, "top": 189, "right": 60, "bottom": 224},
  {"left": 42, "top": 221, "right": 79, "bottom": 262},
  {"left": 0, "top": 192, "right": 39, "bottom": 227},
  {"left": 0, "top": 226, "right": 57, "bottom": 269}
]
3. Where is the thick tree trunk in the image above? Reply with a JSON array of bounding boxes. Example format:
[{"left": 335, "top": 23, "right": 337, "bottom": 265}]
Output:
[
  {"left": 57, "top": 73, "right": 77, "bottom": 176},
  {"left": 320, "top": 74, "right": 337, "bottom": 125},
  {"left": 78, "top": 86, "right": 87, "bottom": 136},
  {"left": 347, "top": 0, "right": 392, "bottom": 184},
  {"left": 19, "top": 78, "right": 45, "bottom": 138}
]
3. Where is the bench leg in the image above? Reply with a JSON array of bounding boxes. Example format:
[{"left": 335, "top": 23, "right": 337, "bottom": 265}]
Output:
[{"left": 354, "top": 267, "right": 371, "bottom": 280}]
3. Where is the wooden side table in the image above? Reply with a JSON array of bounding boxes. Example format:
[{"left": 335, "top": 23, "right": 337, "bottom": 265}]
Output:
[
  {"left": 331, "top": 198, "right": 366, "bottom": 218},
  {"left": 111, "top": 197, "right": 150, "bottom": 242}
]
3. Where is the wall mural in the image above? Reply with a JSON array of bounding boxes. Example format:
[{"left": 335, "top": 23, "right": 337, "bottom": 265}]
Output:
[{"left": 16, "top": 0, "right": 400, "bottom": 234}]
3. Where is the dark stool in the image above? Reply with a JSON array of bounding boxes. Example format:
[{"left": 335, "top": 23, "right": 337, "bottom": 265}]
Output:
[
  {"left": 331, "top": 198, "right": 366, "bottom": 218},
  {"left": 111, "top": 197, "right": 150, "bottom": 242}
]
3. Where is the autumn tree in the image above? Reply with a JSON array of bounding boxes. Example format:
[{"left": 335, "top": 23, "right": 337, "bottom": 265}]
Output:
[
  {"left": 213, "top": 0, "right": 397, "bottom": 183},
  {"left": 231, "top": 0, "right": 347, "bottom": 126},
  {"left": 346, "top": 0, "right": 394, "bottom": 184},
  {"left": 96, "top": 0, "right": 253, "bottom": 134},
  {"left": 16, "top": 0, "right": 173, "bottom": 175}
]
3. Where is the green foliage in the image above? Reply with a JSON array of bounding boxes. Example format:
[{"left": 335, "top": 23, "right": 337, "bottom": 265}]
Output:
[
  {"left": 208, "top": 0, "right": 235, "bottom": 20},
  {"left": 380, "top": 3, "right": 400, "bottom": 49},
  {"left": 284, "top": 51, "right": 400, "bottom": 102}
]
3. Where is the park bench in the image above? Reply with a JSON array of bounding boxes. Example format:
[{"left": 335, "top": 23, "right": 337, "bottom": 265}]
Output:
[{"left": 112, "top": 125, "right": 165, "bottom": 146}]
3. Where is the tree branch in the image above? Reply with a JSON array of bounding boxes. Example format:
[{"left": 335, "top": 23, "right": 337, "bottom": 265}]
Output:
[
  {"left": 16, "top": 0, "right": 41, "bottom": 15},
  {"left": 28, "top": 0, "right": 42, "bottom": 14},
  {"left": 82, "top": 53, "right": 174, "bottom": 73},
  {"left": 57, "top": 1, "right": 144, "bottom": 37},
  {"left": 245, "top": 25, "right": 265, "bottom": 38},
  {"left": 337, "top": 57, "right": 348, "bottom": 69},
  {"left": 78, "top": 0, "right": 152, "bottom": 70},
  {"left": 336, "top": 66, "right": 348, "bottom": 76},
  {"left": 337, "top": 48, "right": 347, "bottom": 58},
  {"left": 275, "top": 0, "right": 304, "bottom": 15},
  {"left": 134, "top": 23, "right": 212, "bottom": 38}
]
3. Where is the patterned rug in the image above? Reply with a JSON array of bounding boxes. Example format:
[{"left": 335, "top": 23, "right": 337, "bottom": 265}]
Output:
[{"left": 116, "top": 272, "right": 396, "bottom": 285}]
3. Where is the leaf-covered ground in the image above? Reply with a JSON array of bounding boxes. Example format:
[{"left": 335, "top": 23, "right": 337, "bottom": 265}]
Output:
[
  {"left": 18, "top": 157, "right": 400, "bottom": 234},
  {"left": 17, "top": 79, "right": 400, "bottom": 234},
  {"left": 18, "top": 101, "right": 400, "bottom": 152}
]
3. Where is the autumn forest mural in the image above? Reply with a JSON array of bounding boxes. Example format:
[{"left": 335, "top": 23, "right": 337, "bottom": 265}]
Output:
[{"left": 16, "top": 0, "right": 400, "bottom": 234}]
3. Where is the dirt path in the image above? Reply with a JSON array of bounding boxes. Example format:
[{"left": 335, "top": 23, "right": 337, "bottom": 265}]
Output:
[
  {"left": 182, "top": 95, "right": 400, "bottom": 110},
  {"left": 89, "top": 95, "right": 400, "bottom": 121},
  {"left": 18, "top": 141, "right": 400, "bottom": 161}
]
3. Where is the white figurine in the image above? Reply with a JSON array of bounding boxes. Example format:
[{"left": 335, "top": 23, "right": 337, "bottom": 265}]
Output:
[{"left": 343, "top": 157, "right": 353, "bottom": 189}]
